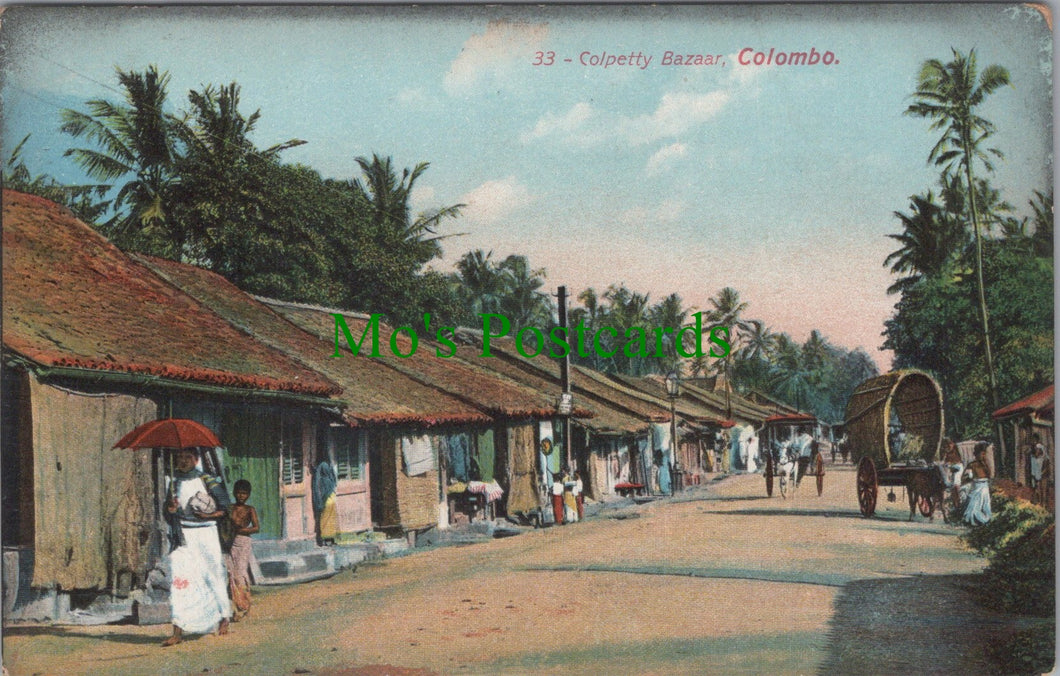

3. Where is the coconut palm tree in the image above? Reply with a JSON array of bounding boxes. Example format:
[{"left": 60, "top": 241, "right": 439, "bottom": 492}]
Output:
[
  {"left": 602, "top": 284, "right": 651, "bottom": 374},
  {"left": 769, "top": 334, "right": 811, "bottom": 411},
  {"left": 885, "top": 191, "right": 966, "bottom": 294},
  {"left": 60, "top": 65, "right": 181, "bottom": 252},
  {"left": 173, "top": 82, "right": 306, "bottom": 267},
  {"left": 906, "top": 48, "right": 1011, "bottom": 411},
  {"left": 498, "top": 254, "right": 553, "bottom": 334},
  {"left": 351, "top": 154, "right": 464, "bottom": 266},
  {"left": 705, "top": 287, "right": 753, "bottom": 407},
  {"left": 453, "top": 249, "right": 507, "bottom": 319},
  {"left": 1029, "top": 190, "right": 1053, "bottom": 257}
]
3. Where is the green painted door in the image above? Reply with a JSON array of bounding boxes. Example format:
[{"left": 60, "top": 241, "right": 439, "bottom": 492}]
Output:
[{"left": 219, "top": 408, "right": 282, "bottom": 538}]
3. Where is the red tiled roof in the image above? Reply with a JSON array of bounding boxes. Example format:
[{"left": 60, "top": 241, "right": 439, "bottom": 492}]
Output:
[
  {"left": 992, "top": 384, "right": 1055, "bottom": 421},
  {"left": 764, "top": 413, "right": 818, "bottom": 424},
  {"left": 137, "top": 255, "right": 489, "bottom": 428},
  {"left": 2, "top": 190, "right": 340, "bottom": 397}
]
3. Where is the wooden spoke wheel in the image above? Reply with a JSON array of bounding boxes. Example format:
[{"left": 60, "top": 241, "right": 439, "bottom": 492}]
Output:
[
  {"left": 856, "top": 456, "right": 877, "bottom": 517},
  {"left": 814, "top": 452, "right": 825, "bottom": 496},
  {"left": 765, "top": 453, "right": 774, "bottom": 497}
]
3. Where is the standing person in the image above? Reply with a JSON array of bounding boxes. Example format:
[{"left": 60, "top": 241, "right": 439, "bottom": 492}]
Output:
[
  {"left": 720, "top": 430, "right": 731, "bottom": 474},
  {"left": 941, "top": 438, "right": 964, "bottom": 488},
  {"left": 550, "top": 470, "right": 565, "bottom": 525},
  {"left": 162, "top": 448, "right": 231, "bottom": 647},
  {"left": 1028, "top": 436, "right": 1051, "bottom": 505},
  {"left": 562, "top": 468, "right": 578, "bottom": 523},
  {"left": 794, "top": 427, "right": 814, "bottom": 485},
  {"left": 312, "top": 459, "right": 338, "bottom": 546},
  {"left": 226, "top": 479, "right": 259, "bottom": 622},
  {"left": 573, "top": 471, "right": 585, "bottom": 521},
  {"left": 962, "top": 443, "right": 993, "bottom": 525},
  {"left": 746, "top": 434, "right": 759, "bottom": 473}
]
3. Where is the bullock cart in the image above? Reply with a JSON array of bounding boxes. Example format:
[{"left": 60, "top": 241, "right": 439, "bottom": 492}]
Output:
[
  {"left": 762, "top": 413, "right": 825, "bottom": 497},
  {"left": 844, "top": 370, "right": 946, "bottom": 518}
]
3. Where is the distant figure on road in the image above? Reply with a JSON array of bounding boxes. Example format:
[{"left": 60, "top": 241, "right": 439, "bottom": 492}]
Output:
[
  {"left": 1029, "top": 436, "right": 1051, "bottom": 506},
  {"left": 551, "top": 471, "right": 565, "bottom": 525},
  {"left": 794, "top": 427, "right": 814, "bottom": 484},
  {"left": 746, "top": 434, "right": 759, "bottom": 473}
]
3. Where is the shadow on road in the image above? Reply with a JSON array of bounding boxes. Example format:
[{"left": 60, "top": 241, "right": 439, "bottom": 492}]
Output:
[
  {"left": 4, "top": 625, "right": 179, "bottom": 646},
  {"left": 817, "top": 573, "right": 1047, "bottom": 675},
  {"left": 698, "top": 508, "right": 861, "bottom": 519}
]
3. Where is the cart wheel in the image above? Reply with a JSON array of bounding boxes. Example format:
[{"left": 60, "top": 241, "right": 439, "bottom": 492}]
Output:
[
  {"left": 856, "top": 456, "right": 877, "bottom": 517},
  {"left": 765, "top": 454, "right": 774, "bottom": 497},
  {"left": 814, "top": 452, "right": 825, "bottom": 497},
  {"left": 918, "top": 494, "right": 934, "bottom": 517}
]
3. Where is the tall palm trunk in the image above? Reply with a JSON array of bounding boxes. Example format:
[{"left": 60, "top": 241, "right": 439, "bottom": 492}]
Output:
[{"left": 961, "top": 136, "right": 1000, "bottom": 413}]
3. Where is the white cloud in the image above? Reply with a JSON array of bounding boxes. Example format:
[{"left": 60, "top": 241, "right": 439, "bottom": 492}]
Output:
[
  {"left": 520, "top": 102, "right": 595, "bottom": 143},
  {"left": 459, "top": 176, "right": 535, "bottom": 225},
  {"left": 444, "top": 20, "right": 549, "bottom": 95},
  {"left": 625, "top": 91, "right": 731, "bottom": 142},
  {"left": 524, "top": 89, "right": 731, "bottom": 148},
  {"left": 645, "top": 142, "right": 688, "bottom": 175}
]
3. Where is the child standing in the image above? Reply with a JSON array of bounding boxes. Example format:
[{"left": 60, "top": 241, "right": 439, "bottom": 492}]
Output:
[{"left": 226, "top": 479, "right": 259, "bottom": 621}]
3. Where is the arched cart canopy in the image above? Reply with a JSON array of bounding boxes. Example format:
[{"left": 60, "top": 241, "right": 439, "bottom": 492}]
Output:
[{"left": 843, "top": 370, "right": 944, "bottom": 467}]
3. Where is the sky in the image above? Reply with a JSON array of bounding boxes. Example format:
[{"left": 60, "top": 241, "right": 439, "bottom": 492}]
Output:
[{"left": 1, "top": 4, "right": 1053, "bottom": 371}]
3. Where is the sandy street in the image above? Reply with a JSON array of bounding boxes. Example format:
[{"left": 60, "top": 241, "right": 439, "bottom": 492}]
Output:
[{"left": 3, "top": 463, "right": 1036, "bottom": 675}]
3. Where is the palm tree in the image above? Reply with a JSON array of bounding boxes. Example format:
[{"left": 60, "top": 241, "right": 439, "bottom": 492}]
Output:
[
  {"left": 602, "top": 284, "right": 651, "bottom": 374},
  {"left": 498, "top": 255, "right": 552, "bottom": 333},
  {"left": 885, "top": 191, "right": 966, "bottom": 293},
  {"left": 906, "top": 48, "right": 1011, "bottom": 411},
  {"left": 769, "top": 334, "right": 812, "bottom": 411},
  {"left": 453, "top": 249, "right": 506, "bottom": 319},
  {"left": 1029, "top": 190, "right": 1053, "bottom": 257},
  {"left": 351, "top": 154, "right": 464, "bottom": 266},
  {"left": 705, "top": 287, "right": 752, "bottom": 409},
  {"left": 60, "top": 65, "right": 180, "bottom": 252},
  {"left": 733, "top": 319, "right": 776, "bottom": 392},
  {"left": 174, "top": 82, "right": 305, "bottom": 266}
]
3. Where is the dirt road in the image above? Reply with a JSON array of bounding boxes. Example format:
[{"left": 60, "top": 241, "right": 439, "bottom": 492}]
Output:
[{"left": 4, "top": 464, "right": 1033, "bottom": 675}]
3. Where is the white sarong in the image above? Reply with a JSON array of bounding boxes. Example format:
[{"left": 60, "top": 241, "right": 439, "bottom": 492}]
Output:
[
  {"left": 169, "top": 477, "right": 230, "bottom": 633},
  {"left": 963, "top": 478, "right": 992, "bottom": 526}
]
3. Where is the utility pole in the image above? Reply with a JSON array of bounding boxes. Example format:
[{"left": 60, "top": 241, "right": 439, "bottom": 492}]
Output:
[{"left": 556, "top": 286, "right": 573, "bottom": 471}]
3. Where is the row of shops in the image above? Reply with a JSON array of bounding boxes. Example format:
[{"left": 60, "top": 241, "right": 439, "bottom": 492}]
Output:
[{"left": 1, "top": 189, "right": 796, "bottom": 621}]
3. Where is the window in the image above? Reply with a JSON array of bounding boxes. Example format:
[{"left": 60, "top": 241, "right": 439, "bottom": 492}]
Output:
[
  {"left": 282, "top": 418, "right": 304, "bottom": 485},
  {"left": 333, "top": 427, "right": 363, "bottom": 481}
]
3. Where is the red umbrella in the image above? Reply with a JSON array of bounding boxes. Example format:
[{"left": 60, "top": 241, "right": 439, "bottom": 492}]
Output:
[{"left": 113, "top": 418, "right": 221, "bottom": 450}]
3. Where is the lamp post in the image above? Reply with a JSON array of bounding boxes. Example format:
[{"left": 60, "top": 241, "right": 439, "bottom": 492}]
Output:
[{"left": 665, "top": 371, "right": 682, "bottom": 493}]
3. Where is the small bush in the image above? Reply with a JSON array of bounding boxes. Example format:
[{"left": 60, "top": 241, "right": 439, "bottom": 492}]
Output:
[
  {"left": 963, "top": 491, "right": 1055, "bottom": 617},
  {"left": 962, "top": 491, "right": 1051, "bottom": 557}
]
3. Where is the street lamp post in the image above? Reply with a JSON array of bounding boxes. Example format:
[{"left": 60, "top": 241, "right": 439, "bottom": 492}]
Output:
[{"left": 665, "top": 371, "right": 682, "bottom": 493}]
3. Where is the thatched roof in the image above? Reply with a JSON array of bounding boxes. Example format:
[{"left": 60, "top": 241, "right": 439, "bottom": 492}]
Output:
[
  {"left": 137, "top": 255, "right": 491, "bottom": 428},
  {"left": 843, "top": 370, "right": 944, "bottom": 466},
  {"left": 2, "top": 190, "right": 339, "bottom": 398}
]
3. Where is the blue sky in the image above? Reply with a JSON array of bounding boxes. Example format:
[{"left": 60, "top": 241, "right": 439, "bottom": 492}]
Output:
[{"left": 2, "top": 4, "right": 1053, "bottom": 370}]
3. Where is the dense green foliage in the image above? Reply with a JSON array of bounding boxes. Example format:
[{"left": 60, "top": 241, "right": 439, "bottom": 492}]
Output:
[{"left": 885, "top": 50, "right": 1052, "bottom": 440}]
